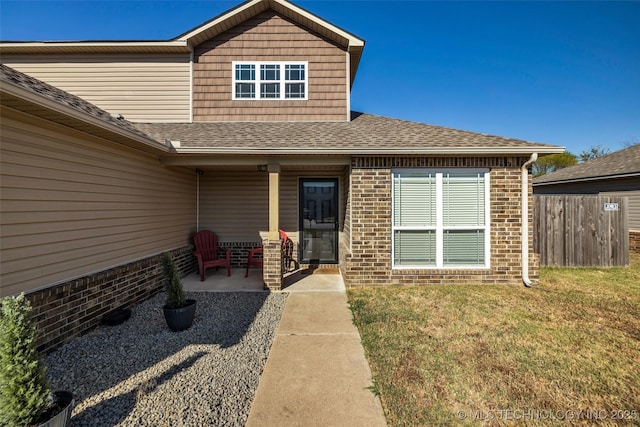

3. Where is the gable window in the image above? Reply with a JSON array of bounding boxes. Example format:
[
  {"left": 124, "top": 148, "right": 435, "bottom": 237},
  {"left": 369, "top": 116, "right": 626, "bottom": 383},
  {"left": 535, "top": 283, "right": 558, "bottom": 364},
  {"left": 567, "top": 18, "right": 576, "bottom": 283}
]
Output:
[
  {"left": 235, "top": 64, "right": 256, "bottom": 99},
  {"left": 233, "top": 61, "right": 307, "bottom": 100},
  {"left": 392, "top": 169, "right": 490, "bottom": 268}
]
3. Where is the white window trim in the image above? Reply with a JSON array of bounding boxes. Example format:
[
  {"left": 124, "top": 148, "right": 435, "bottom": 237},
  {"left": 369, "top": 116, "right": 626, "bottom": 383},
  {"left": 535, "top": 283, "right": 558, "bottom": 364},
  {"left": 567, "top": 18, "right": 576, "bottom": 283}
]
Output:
[
  {"left": 232, "top": 61, "right": 308, "bottom": 101},
  {"left": 391, "top": 168, "right": 491, "bottom": 269}
]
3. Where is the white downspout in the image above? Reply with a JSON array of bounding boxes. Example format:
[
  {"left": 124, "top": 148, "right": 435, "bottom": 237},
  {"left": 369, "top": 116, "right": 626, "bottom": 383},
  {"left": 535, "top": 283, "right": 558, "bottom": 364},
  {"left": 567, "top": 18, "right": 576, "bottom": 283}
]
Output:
[{"left": 521, "top": 153, "right": 538, "bottom": 287}]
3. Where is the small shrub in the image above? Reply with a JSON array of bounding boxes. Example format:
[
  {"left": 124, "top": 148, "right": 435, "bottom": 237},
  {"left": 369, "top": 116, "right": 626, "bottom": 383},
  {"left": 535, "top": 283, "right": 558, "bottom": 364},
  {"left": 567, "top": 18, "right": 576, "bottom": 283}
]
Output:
[
  {"left": 162, "top": 253, "right": 186, "bottom": 309},
  {"left": 0, "top": 293, "right": 51, "bottom": 427}
]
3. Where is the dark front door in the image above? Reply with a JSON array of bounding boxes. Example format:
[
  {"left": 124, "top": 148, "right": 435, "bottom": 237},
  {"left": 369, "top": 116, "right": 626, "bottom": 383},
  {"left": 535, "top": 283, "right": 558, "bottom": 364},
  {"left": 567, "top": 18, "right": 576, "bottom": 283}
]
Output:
[{"left": 299, "top": 178, "right": 339, "bottom": 264}]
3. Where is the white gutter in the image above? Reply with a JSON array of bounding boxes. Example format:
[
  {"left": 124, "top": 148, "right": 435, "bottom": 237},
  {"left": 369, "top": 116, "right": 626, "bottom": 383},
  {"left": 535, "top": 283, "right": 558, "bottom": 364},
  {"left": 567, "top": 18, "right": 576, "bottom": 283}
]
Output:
[
  {"left": 169, "top": 146, "right": 564, "bottom": 156},
  {"left": 0, "top": 41, "right": 188, "bottom": 49},
  {"left": 521, "top": 152, "right": 538, "bottom": 287}
]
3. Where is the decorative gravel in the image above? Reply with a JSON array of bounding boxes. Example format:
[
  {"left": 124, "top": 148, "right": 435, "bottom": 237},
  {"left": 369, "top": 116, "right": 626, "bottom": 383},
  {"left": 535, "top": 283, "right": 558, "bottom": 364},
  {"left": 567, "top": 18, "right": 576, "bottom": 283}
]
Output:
[{"left": 45, "top": 291, "right": 287, "bottom": 427}]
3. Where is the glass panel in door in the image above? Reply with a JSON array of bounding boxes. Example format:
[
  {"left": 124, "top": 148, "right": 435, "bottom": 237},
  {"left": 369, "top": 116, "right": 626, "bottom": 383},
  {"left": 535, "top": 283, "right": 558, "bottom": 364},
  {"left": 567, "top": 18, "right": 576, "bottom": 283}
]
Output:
[{"left": 299, "top": 179, "right": 338, "bottom": 264}]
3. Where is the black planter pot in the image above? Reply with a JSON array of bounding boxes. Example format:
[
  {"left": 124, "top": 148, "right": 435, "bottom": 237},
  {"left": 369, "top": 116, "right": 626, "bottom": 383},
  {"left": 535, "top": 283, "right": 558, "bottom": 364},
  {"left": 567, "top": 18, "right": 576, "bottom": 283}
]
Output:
[
  {"left": 102, "top": 308, "right": 131, "bottom": 326},
  {"left": 37, "top": 391, "right": 73, "bottom": 427},
  {"left": 163, "top": 299, "right": 197, "bottom": 332}
]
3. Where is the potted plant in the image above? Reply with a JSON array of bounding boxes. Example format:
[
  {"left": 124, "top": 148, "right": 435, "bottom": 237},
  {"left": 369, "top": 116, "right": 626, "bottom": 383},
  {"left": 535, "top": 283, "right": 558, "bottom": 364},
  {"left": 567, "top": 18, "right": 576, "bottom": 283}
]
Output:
[
  {"left": 0, "top": 293, "right": 73, "bottom": 427},
  {"left": 161, "top": 252, "right": 196, "bottom": 332}
]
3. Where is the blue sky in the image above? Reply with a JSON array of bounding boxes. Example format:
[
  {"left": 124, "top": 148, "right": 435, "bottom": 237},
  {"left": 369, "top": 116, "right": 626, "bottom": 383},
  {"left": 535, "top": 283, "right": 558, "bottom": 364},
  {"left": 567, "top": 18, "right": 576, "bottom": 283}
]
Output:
[{"left": 1, "top": 1, "right": 638, "bottom": 156}]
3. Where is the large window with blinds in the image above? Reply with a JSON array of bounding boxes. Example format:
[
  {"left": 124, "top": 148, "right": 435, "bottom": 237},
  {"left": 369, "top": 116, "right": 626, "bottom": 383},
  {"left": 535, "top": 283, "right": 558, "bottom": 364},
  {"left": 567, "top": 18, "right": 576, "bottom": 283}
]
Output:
[{"left": 392, "top": 169, "right": 490, "bottom": 268}]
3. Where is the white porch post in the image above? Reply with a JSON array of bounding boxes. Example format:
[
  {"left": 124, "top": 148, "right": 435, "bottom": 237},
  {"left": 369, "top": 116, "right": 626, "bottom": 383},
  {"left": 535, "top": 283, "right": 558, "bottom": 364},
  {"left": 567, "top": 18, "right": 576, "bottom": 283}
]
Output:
[
  {"left": 264, "top": 162, "right": 282, "bottom": 290},
  {"left": 268, "top": 163, "right": 280, "bottom": 240}
]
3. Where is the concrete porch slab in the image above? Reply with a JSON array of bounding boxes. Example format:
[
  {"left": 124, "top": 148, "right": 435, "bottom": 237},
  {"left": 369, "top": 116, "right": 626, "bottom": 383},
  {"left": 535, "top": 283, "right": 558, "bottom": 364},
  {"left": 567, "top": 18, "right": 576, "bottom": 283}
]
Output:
[
  {"left": 182, "top": 268, "right": 265, "bottom": 292},
  {"left": 282, "top": 269, "right": 346, "bottom": 292},
  {"left": 182, "top": 267, "right": 346, "bottom": 293}
]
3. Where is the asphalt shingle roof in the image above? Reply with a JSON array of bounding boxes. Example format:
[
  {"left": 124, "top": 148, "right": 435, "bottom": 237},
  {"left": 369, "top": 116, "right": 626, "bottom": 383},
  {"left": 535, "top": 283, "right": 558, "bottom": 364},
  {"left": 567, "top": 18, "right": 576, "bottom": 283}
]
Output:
[
  {"left": 134, "top": 113, "right": 560, "bottom": 154},
  {"left": 534, "top": 144, "right": 640, "bottom": 185},
  {"left": 2, "top": 64, "right": 562, "bottom": 156}
]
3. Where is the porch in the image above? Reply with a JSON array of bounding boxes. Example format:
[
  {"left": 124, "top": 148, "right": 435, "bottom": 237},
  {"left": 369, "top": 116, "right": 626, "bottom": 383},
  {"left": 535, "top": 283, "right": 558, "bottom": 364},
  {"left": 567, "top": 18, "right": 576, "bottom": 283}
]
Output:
[
  {"left": 182, "top": 267, "right": 345, "bottom": 292},
  {"left": 178, "top": 158, "right": 350, "bottom": 291}
]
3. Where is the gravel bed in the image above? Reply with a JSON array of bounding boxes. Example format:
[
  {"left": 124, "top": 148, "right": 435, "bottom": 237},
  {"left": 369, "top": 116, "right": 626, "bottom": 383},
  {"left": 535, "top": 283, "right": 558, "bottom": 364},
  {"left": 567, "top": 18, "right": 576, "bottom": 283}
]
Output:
[{"left": 45, "top": 291, "right": 287, "bottom": 427}]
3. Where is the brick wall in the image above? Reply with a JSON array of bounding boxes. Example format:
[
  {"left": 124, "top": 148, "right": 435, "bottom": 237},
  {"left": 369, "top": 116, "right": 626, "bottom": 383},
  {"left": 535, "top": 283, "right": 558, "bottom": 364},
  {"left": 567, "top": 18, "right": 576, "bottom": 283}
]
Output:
[
  {"left": 263, "top": 240, "right": 283, "bottom": 291},
  {"left": 26, "top": 247, "right": 197, "bottom": 354},
  {"left": 631, "top": 230, "right": 640, "bottom": 254},
  {"left": 341, "top": 156, "right": 538, "bottom": 287},
  {"left": 219, "top": 242, "right": 263, "bottom": 268}
]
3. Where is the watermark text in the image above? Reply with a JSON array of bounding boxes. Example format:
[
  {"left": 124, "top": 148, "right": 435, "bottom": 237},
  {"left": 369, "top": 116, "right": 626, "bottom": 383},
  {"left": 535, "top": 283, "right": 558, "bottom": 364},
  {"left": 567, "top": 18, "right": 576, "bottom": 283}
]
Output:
[{"left": 456, "top": 409, "right": 638, "bottom": 421}]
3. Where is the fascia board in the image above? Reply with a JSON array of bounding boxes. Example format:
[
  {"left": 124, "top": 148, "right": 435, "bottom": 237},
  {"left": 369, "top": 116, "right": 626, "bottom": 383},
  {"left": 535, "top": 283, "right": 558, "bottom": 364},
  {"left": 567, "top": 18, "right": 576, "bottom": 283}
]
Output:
[
  {"left": 0, "top": 41, "right": 190, "bottom": 53},
  {"left": 177, "top": 0, "right": 264, "bottom": 42},
  {"left": 177, "top": 0, "right": 364, "bottom": 48},
  {"left": 270, "top": 0, "right": 365, "bottom": 48},
  {"left": 533, "top": 172, "right": 640, "bottom": 187}
]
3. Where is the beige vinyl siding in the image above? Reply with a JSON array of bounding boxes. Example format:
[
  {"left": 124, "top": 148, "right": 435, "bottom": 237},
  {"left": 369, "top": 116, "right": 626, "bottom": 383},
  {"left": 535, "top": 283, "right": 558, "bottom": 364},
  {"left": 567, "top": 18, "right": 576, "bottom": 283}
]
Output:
[
  {"left": 198, "top": 170, "right": 269, "bottom": 242},
  {"left": 2, "top": 55, "right": 191, "bottom": 122},
  {"left": 193, "top": 10, "right": 348, "bottom": 121},
  {"left": 601, "top": 190, "right": 640, "bottom": 231},
  {"left": 197, "top": 167, "right": 347, "bottom": 245},
  {"left": 0, "top": 107, "right": 196, "bottom": 297}
]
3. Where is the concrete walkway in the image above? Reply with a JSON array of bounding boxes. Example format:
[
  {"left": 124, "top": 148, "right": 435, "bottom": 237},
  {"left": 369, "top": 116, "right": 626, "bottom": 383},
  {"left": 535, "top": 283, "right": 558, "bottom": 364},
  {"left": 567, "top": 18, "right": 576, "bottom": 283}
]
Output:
[{"left": 246, "top": 274, "right": 387, "bottom": 427}]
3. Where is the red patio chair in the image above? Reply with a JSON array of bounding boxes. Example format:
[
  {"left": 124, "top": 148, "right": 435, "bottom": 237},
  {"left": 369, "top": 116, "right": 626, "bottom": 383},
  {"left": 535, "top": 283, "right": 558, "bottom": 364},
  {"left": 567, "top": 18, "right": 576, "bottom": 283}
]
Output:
[
  {"left": 193, "top": 230, "right": 231, "bottom": 280},
  {"left": 244, "top": 229, "right": 295, "bottom": 277},
  {"left": 245, "top": 247, "right": 263, "bottom": 277}
]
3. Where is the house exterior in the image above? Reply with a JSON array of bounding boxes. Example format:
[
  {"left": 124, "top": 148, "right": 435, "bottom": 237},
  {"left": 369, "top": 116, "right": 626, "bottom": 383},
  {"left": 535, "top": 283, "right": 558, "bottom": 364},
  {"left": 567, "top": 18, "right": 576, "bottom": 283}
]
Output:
[
  {"left": 1, "top": 0, "right": 562, "bottom": 352},
  {"left": 533, "top": 144, "right": 640, "bottom": 253}
]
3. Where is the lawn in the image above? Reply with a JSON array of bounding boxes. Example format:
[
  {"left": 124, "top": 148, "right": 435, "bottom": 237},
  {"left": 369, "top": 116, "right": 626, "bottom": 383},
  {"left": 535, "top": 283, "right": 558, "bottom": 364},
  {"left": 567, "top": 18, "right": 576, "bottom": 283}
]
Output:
[{"left": 347, "top": 253, "right": 640, "bottom": 426}]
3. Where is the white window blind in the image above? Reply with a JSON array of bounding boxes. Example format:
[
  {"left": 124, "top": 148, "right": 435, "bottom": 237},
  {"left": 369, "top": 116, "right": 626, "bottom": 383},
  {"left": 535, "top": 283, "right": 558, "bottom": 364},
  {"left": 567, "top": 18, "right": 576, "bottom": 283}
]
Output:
[
  {"left": 393, "top": 173, "right": 436, "bottom": 227},
  {"left": 443, "top": 172, "right": 485, "bottom": 226},
  {"left": 394, "top": 230, "right": 436, "bottom": 266},
  {"left": 392, "top": 169, "right": 489, "bottom": 268}
]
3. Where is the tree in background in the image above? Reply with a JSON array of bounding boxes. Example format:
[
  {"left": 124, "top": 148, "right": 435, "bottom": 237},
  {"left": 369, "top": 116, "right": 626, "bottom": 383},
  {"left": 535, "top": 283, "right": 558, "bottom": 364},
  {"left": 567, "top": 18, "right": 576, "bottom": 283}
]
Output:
[
  {"left": 578, "top": 144, "right": 610, "bottom": 162},
  {"left": 532, "top": 152, "right": 578, "bottom": 177}
]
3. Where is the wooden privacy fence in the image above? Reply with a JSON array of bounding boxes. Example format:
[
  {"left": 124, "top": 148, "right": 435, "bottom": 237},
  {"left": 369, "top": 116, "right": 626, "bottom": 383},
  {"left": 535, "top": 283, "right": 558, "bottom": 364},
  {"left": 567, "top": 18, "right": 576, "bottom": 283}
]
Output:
[{"left": 534, "top": 195, "right": 629, "bottom": 267}]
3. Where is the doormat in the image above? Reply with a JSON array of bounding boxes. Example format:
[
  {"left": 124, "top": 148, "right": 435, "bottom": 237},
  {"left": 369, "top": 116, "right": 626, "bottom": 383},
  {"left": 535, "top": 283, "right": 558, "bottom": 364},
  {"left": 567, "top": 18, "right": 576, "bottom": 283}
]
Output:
[{"left": 302, "top": 268, "right": 340, "bottom": 275}]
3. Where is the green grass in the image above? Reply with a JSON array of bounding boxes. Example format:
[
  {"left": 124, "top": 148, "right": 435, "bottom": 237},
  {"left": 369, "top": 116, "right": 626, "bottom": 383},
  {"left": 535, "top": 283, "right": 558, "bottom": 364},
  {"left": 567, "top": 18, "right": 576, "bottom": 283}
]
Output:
[{"left": 347, "top": 253, "right": 640, "bottom": 426}]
